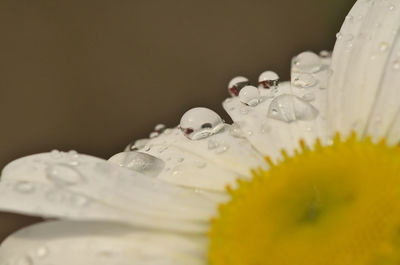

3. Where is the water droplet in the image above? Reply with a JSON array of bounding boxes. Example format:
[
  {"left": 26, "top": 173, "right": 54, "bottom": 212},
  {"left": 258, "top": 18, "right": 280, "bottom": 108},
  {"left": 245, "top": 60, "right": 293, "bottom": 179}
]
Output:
[
  {"left": 126, "top": 138, "right": 149, "bottom": 151},
  {"left": 108, "top": 152, "right": 165, "bottom": 177},
  {"left": 268, "top": 95, "right": 319, "bottom": 122},
  {"left": 302, "top": 92, "right": 316, "bottom": 102},
  {"left": 393, "top": 60, "right": 400, "bottom": 70},
  {"left": 228, "top": 76, "right": 249, "bottom": 96},
  {"left": 215, "top": 145, "right": 229, "bottom": 154},
  {"left": 247, "top": 130, "right": 253, "bottom": 136},
  {"left": 15, "top": 181, "right": 35, "bottom": 193},
  {"left": 258, "top": 71, "right": 280, "bottom": 89},
  {"left": 240, "top": 106, "right": 251, "bottom": 115},
  {"left": 149, "top": 132, "right": 159, "bottom": 138},
  {"left": 70, "top": 194, "right": 89, "bottom": 206},
  {"left": 345, "top": 15, "right": 353, "bottom": 21},
  {"left": 293, "top": 73, "right": 318, "bottom": 88},
  {"left": 180, "top": 107, "right": 224, "bottom": 140},
  {"left": 207, "top": 139, "right": 220, "bottom": 150},
  {"left": 15, "top": 256, "right": 33, "bottom": 265},
  {"left": 380, "top": 42, "right": 389, "bottom": 52},
  {"left": 389, "top": 4, "right": 395, "bottom": 10},
  {"left": 50, "top": 149, "right": 62, "bottom": 159},
  {"left": 163, "top": 129, "right": 172, "bottom": 135},
  {"left": 36, "top": 246, "right": 49, "bottom": 258},
  {"left": 292, "top": 51, "right": 322, "bottom": 73},
  {"left": 344, "top": 34, "right": 354, "bottom": 41},
  {"left": 229, "top": 123, "right": 245, "bottom": 138},
  {"left": 194, "top": 161, "right": 207, "bottom": 168},
  {"left": 319, "top": 50, "right": 331, "bottom": 58},
  {"left": 336, "top": 32, "right": 343, "bottom": 39},
  {"left": 239, "top": 85, "right": 260, "bottom": 106},
  {"left": 260, "top": 123, "right": 271, "bottom": 134},
  {"left": 143, "top": 145, "right": 151, "bottom": 151},
  {"left": 46, "top": 164, "right": 83, "bottom": 186},
  {"left": 154, "top": 124, "right": 166, "bottom": 133}
]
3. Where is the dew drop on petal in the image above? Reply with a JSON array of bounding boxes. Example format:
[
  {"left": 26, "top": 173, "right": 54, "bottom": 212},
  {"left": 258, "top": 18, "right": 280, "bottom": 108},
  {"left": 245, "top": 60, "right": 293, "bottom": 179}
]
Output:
[
  {"left": 258, "top": 71, "right": 280, "bottom": 89},
  {"left": 293, "top": 73, "right": 318, "bottom": 88},
  {"left": 229, "top": 123, "right": 245, "bottom": 138},
  {"left": 208, "top": 139, "right": 220, "bottom": 150},
  {"left": 302, "top": 92, "right": 316, "bottom": 102},
  {"left": 268, "top": 95, "right": 319, "bottom": 122},
  {"left": 36, "top": 246, "right": 49, "bottom": 258},
  {"left": 336, "top": 32, "right": 343, "bottom": 39},
  {"left": 215, "top": 145, "right": 229, "bottom": 154},
  {"left": 14, "top": 181, "right": 35, "bottom": 194},
  {"left": 239, "top": 86, "right": 260, "bottom": 106},
  {"left": 194, "top": 160, "right": 207, "bottom": 168},
  {"left": 46, "top": 164, "right": 83, "bottom": 186},
  {"left": 228, "top": 76, "right": 249, "bottom": 97},
  {"left": 180, "top": 107, "right": 224, "bottom": 140},
  {"left": 109, "top": 152, "right": 165, "bottom": 177},
  {"left": 292, "top": 51, "right": 322, "bottom": 73}
]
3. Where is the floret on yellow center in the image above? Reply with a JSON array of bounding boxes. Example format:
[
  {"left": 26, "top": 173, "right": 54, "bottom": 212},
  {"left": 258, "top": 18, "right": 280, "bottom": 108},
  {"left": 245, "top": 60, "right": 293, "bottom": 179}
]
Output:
[{"left": 209, "top": 134, "right": 400, "bottom": 265}]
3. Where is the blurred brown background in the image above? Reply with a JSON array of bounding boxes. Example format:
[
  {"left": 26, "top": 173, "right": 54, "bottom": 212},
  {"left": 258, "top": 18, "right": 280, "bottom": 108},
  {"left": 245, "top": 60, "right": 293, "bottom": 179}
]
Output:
[{"left": 0, "top": 0, "right": 355, "bottom": 241}]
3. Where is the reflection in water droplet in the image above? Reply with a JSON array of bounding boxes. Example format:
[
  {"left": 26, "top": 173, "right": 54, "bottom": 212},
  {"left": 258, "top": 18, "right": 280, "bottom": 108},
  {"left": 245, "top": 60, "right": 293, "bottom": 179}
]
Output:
[
  {"left": 180, "top": 107, "right": 224, "bottom": 140},
  {"left": 268, "top": 94, "right": 319, "bottom": 123},
  {"left": 46, "top": 165, "right": 83, "bottom": 186},
  {"left": 15, "top": 182, "right": 35, "bottom": 193},
  {"left": 108, "top": 152, "right": 165, "bottom": 178},
  {"left": 258, "top": 71, "right": 280, "bottom": 89},
  {"left": 293, "top": 73, "right": 318, "bottom": 88}
]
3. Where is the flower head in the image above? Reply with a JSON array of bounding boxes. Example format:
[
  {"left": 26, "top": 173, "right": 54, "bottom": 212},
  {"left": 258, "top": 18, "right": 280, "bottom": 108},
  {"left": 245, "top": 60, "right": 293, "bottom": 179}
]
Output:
[{"left": 1, "top": 0, "right": 400, "bottom": 264}]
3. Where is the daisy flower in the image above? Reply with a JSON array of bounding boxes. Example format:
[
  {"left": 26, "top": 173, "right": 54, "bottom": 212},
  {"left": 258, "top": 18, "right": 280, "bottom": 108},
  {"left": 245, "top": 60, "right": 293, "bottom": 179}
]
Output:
[{"left": 1, "top": 0, "right": 400, "bottom": 264}]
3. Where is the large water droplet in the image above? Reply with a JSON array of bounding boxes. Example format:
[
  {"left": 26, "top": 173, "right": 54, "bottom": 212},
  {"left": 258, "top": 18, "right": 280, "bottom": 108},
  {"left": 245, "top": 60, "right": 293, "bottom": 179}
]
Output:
[
  {"left": 228, "top": 76, "right": 249, "bottom": 96},
  {"left": 258, "top": 71, "right": 280, "bottom": 89},
  {"left": 293, "top": 73, "right": 318, "bottom": 88},
  {"left": 292, "top": 51, "right": 322, "bottom": 73},
  {"left": 14, "top": 181, "right": 35, "bottom": 193},
  {"left": 108, "top": 152, "right": 165, "bottom": 177},
  {"left": 267, "top": 94, "right": 319, "bottom": 122},
  {"left": 179, "top": 107, "right": 224, "bottom": 140},
  {"left": 46, "top": 164, "right": 83, "bottom": 186},
  {"left": 239, "top": 85, "right": 260, "bottom": 106}
]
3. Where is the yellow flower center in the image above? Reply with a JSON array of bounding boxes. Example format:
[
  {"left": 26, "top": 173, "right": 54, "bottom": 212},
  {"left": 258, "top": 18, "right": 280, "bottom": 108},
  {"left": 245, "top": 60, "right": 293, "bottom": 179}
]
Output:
[{"left": 209, "top": 134, "right": 400, "bottom": 265}]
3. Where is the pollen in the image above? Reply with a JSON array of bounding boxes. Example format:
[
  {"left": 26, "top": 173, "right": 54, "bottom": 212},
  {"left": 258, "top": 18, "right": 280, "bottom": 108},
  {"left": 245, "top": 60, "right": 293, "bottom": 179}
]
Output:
[{"left": 209, "top": 134, "right": 400, "bottom": 265}]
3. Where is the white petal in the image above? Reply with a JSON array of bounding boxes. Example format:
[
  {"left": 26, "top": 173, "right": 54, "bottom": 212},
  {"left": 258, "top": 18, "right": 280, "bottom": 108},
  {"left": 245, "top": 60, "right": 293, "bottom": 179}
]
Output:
[
  {"left": 0, "top": 221, "right": 207, "bottom": 265},
  {"left": 132, "top": 127, "right": 267, "bottom": 191},
  {"left": 328, "top": 0, "right": 400, "bottom": 141},
  {"left": 0, "top": 179, "right": 209, "bottom": 233},
  {"left": 1, "top": 152, "right": 220, "bottom": 232},
  {"left": 223, "top": 81, "right": 329, "bottom": 161}
]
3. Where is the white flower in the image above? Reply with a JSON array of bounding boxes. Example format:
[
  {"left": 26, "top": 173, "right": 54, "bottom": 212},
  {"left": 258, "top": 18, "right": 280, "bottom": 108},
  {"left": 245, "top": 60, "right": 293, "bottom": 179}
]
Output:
[{"left": 1, "top": 0, "right": 400, "bottom": 264}]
